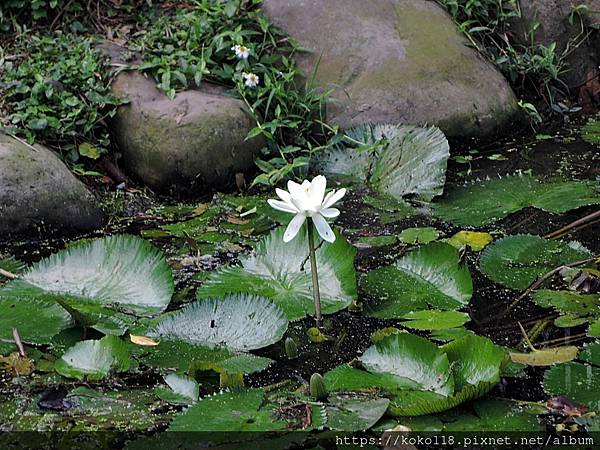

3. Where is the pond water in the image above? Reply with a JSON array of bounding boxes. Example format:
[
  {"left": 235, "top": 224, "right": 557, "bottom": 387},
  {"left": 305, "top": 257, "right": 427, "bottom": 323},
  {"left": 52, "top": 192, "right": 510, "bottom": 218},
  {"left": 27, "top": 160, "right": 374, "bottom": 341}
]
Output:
[{"left": 1, "top": 120, "right": 599, "bottom": 444}]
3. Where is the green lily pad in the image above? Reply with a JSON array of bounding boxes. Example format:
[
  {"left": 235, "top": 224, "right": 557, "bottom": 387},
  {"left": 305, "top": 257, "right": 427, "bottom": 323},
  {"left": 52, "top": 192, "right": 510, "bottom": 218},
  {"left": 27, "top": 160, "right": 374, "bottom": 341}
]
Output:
[
  {"left": 362, "top": 242, "right": 473, "bottom": 318},
  {"left": 400, "top": 310, "right": 470, "bottom": 331},
  {"left": 197, "top": 227, "right": 357, "bottom": 321},
  {"left": 155, "top": 373, "right": 199, "bottom": 404},
  {"left": 479, "top": 235, "right": 591, "bottom": 290},
  {"left": 399, "top": 227, "right": 440, "bottom": 245},
  {"left": 544, "top": 342, "right": 600, "bottom": 407},
  {"left": 325, "top": 334, "right": 506, "bottom": 416},
  {"left": 149, "top": 294, "right": 288, "bottom": 352},
  {"left": 326, "top": 393, "right": 390, "bottom": 431},
  {"left": 433, "top": 173, "right": 600, "bottom": 227},
  {"left": 533, "top": 290, "right": 600, "bottom": 333},
  {"left": 55, "top": 335, "right": 130, "bottom": 381},
  {"left": 169, "top": 389, "right": 289, "bottom": 432},
  {"left": 589, "top": 318, "right": 600, "bottom": 337},
  {"left": 356, "top": 235, "right": 398, "bottom": 248},
  {"left": 314, "top": 124, "right": 449, "bottom": 202},
  {"left": 0, "top": 297, "right": 72, "bottom": 346},
  {"left": 0, "top": 235, "right": 174, "bottom": 317},
  {"left": 443, "top": 399, "right": 543, "bottom": 432}
]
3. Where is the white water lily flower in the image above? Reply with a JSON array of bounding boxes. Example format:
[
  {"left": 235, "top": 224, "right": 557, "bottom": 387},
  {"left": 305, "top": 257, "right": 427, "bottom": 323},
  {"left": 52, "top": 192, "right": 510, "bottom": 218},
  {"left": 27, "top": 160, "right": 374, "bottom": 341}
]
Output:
[
  {"left": 268, "top": 175, "right": 346, "bottom": 243},
  {"left": 231, "top": 44, "right": 251, "bottom": 59},
  {"left": 243, "top": 72, "right": 259, "bottom": 88}
]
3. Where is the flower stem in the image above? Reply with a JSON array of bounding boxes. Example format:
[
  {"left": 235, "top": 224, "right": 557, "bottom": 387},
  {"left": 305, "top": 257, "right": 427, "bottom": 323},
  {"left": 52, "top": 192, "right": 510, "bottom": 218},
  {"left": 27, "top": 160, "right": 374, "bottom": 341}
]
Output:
[{"left": 307, "top": 219, "right": 322, "bottom": 328}]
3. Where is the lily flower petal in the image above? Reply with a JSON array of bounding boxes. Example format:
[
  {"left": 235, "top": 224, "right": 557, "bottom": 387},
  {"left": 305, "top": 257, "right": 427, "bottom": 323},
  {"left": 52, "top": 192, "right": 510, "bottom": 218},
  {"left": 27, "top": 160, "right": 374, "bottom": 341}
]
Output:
[
  {"left": 312, "top": 213, "right": 335, "bottom": 243},
  {"left": 322, "top": 188, "right": 346, "bottom": 209},
  {"left": 267, "top": 199, "right": 298, "bottom": 213},
  {"left": 276, "top": 188, "right": 292, "bottom": 203},
  {"left": 283, "top": 214, "right": 307, "bottom": 242},
  {"left": 320, "top": 207, "right": 340, "bottom": 218},
  {"left": 308, "top": 175, "right": 327, "bottom": 206},
  {"left": 287, "top": 180, "right": 303, "bottom": 198}
]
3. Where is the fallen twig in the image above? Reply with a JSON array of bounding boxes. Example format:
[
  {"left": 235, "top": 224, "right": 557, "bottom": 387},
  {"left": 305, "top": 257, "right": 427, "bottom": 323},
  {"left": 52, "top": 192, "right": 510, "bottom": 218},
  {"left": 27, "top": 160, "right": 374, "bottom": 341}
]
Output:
[
  {"left": 12, "top": 328, "right": 26, "bottom": 357},
  {"left": 0, "top": 268, "right": 18, "bottom": 280},
  {"left": 545, "top": 209, "right": 600, "bottom": 240}
]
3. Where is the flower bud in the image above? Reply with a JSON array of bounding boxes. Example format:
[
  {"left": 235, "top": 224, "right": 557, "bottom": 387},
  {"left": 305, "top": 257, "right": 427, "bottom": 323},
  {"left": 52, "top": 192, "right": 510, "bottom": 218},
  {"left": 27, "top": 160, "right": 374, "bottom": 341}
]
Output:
[
  {"left": 310, "top": 373, "right": 328, "bottom": 400},
  {"left": 284, "top": 337, "right": 298, "bottom": 359}
]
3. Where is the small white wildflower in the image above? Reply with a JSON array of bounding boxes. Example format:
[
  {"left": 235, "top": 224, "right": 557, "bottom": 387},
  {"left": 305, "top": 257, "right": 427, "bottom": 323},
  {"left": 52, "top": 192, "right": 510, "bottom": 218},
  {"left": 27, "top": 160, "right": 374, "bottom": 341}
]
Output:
[
  {"left": 231, "top": 44, "right": 251, "bottom": 59},
  {"left": 243, "top": 72, "right": 259, "bottom": 88}
]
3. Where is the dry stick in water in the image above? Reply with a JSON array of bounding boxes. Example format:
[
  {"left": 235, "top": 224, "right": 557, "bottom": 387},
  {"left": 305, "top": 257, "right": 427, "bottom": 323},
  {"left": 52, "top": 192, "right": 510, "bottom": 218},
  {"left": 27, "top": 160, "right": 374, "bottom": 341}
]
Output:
[
  {"left": 12, "top": 328, "right": 26, "bottom": 357},
  {"left": 0, "top": 268, "right": 17, "bottom": 280},
  {"left": 545, "top": 209, "right": 600, "bottom": 240},
  {"left": 501, "top": 254, "right": 599, "bottom": 317}
]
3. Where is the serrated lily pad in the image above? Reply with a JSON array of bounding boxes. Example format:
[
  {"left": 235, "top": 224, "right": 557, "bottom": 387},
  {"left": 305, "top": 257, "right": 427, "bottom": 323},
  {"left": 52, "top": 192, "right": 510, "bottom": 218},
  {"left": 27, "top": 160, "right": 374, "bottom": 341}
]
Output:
[
  {"left": 0, "top": 235, "right": 174, "bottom": 317},
  {"left": 197, "top": 227, "right": 357, "bottom": 321},
  {"left": 399, "top": 227, "right": 440, "bottom": 245},
  {"left": 325, "top": 334, "right": 506, "bottom": 416},
  {"left": 169, "top": 389, "right": 288, "bottom": 432},
  {"left": 0, "top": 297, "right": 72, "bottom": 345},
  {"left": 55, "top": 335, "right": 130, "bottom": 381},
  {"left": 433, "top": 173, "right": 600, "bottom": 226},
  {"left": 314, "top": 124, "right": 449, "bottom": 202},
  {"left": 400, "top": 310, "right": 470, "bottom": 331},
  {"left": 326, "top": 394, "right": 390, "bottom": 431},
  {"left": 479, "top": 235, "right": 591, "bottom": 290},
  {"left": 155, "top": 374, "right": 199, "bottom": 404},
  {"left": 149, "top": 294, "right": 288, "bottom": 352},
  {"left": 362, "top": 242, "right": 473, "bottom": 318}
]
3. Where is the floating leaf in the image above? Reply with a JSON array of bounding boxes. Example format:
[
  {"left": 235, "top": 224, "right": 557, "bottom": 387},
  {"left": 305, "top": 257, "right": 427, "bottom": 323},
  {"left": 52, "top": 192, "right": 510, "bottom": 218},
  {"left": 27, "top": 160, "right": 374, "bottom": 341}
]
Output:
[
  {"left": 326, "top": 334, "right": 506, "bottom": 416},
  {"left": 155, "top": 373, "right": 199, "bottom": 404},
  {"left": 315, "top": 124, "right": 449, "bottom": 202},
  {"left": 399, "top": 227, "right": 440, "bottom": 245},
  {"left": 149, "top": 294, "right": 288, "bottom": 352},
  {"left": 510, "top": 346, "right": 579, "bottom": 366},
  {"left": 55, "top": 335, "right": 130, "bottom": 381},
  {"left": 216, "top": 354, "right": 273, "bottom": 374},
  {"left": 433, "top": 173, "right": 600, "bottom": 226},
  {"left": 446, "top": 231, "right": 493, "bottom": 251},
  {"left": 356, "top": 235, "right": 398, "bottom": 248},
  {"left": 362, "top": 242, "right": 472, "bottom": 318},
  {"left": 479, "top": 235, "right": 591, "bottom": 290},
  {"left": 169, "top": 389, "right": 289, "bottom": 432},
  {"left": 0, "top": 235, "right": 174, "bottom": 316},
  {"left": 198, "top": 228, "right": 357, "bottom": 321},
  {"left": 533, "top": 290, "right": 600, "bottom": 332},
  {"left": 400, "top": 310, "right": 470, "bottom": 331},
  {"left": 443, "top": 399, "right": 543, "bottom": 432},
  {"left": 326, "top": 394, "right": 390, "bottom": 431},
  {"left": 0, "top": 297, "right": 72, "bottom": 345}
]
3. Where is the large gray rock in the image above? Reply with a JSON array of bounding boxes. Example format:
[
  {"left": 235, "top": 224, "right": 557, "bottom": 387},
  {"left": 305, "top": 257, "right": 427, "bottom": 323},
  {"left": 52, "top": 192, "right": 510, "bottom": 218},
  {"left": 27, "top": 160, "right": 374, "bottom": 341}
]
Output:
[
  {"left": 513, "top": 0, "right": 600, "bottom": 88},
  {"left": 0, "top": 134, "right": 103, "bottom": 236},
  {"left": 110, "top": 72, "right": 263, "bottom": 194},
  {"left": 262, "top": 0, "right": 520, "bottom": 139}
]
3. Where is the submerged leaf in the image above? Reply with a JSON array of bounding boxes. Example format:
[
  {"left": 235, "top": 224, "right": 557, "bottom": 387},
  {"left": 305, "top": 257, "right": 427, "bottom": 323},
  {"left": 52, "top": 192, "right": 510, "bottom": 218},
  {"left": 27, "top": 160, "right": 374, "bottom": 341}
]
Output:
[
  {"left": 0, "top": 235, "right": 174, "bottom": 316},
  {"left": 149, "top": 294, "right": 288, "bottom": 352},
  {"left": 315, "top": 124, "right": 449, "bottom": 202},
  {"left": 479, "top": 235, "right": 591, "bottom": 290},
  {"left": 197, "top": 227, "right": 357, "bottom": 321},
  {"left": 0, "top": 297, "right": 72, "bottom": 346},
  {"left": 362, "top": 242, "right": 472, "bottom": 318},
  {"left": 398, "top": 227, "right": 440, "bottom": 245},
  {"left": 433, "top": 173, "right": 600, "bottom": 226},
  {"left": 55, "top": 335, "right": 130, "bottom": 381}
]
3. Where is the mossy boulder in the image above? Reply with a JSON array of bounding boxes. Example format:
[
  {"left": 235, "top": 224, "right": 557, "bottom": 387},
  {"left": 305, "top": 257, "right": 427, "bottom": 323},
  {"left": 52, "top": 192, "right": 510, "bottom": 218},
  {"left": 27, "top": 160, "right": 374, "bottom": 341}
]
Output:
[
  {"left": 514, "top": 0, "right": 600, "bottom": 88},
  {"left": 110, "top": 72, "right": 262, "bottom": 194},
  {"left": 0, "top": 134, "right": 103, "bottom": 236},
  {"left": 262, "top": 0, "right": 520, "bottom": 139}
]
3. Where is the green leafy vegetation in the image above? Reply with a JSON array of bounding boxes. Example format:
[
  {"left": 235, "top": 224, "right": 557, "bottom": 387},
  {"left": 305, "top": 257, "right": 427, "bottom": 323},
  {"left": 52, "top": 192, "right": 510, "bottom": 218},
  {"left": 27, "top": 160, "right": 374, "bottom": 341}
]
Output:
[
  {"left": 197, "top": 227, "right": 357, "bottom": 321},
  {"left": 479, "top": 235, "right": 591, "bottom": 289},
  {"left": 433, "top": 173, "right": 600, "bottom": 227},
  {"left": 315, "top": 124, "right": 449, "bottom": 202},
  {"left": 362, "top": 242, "right": 473, "bottom": 318}
]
